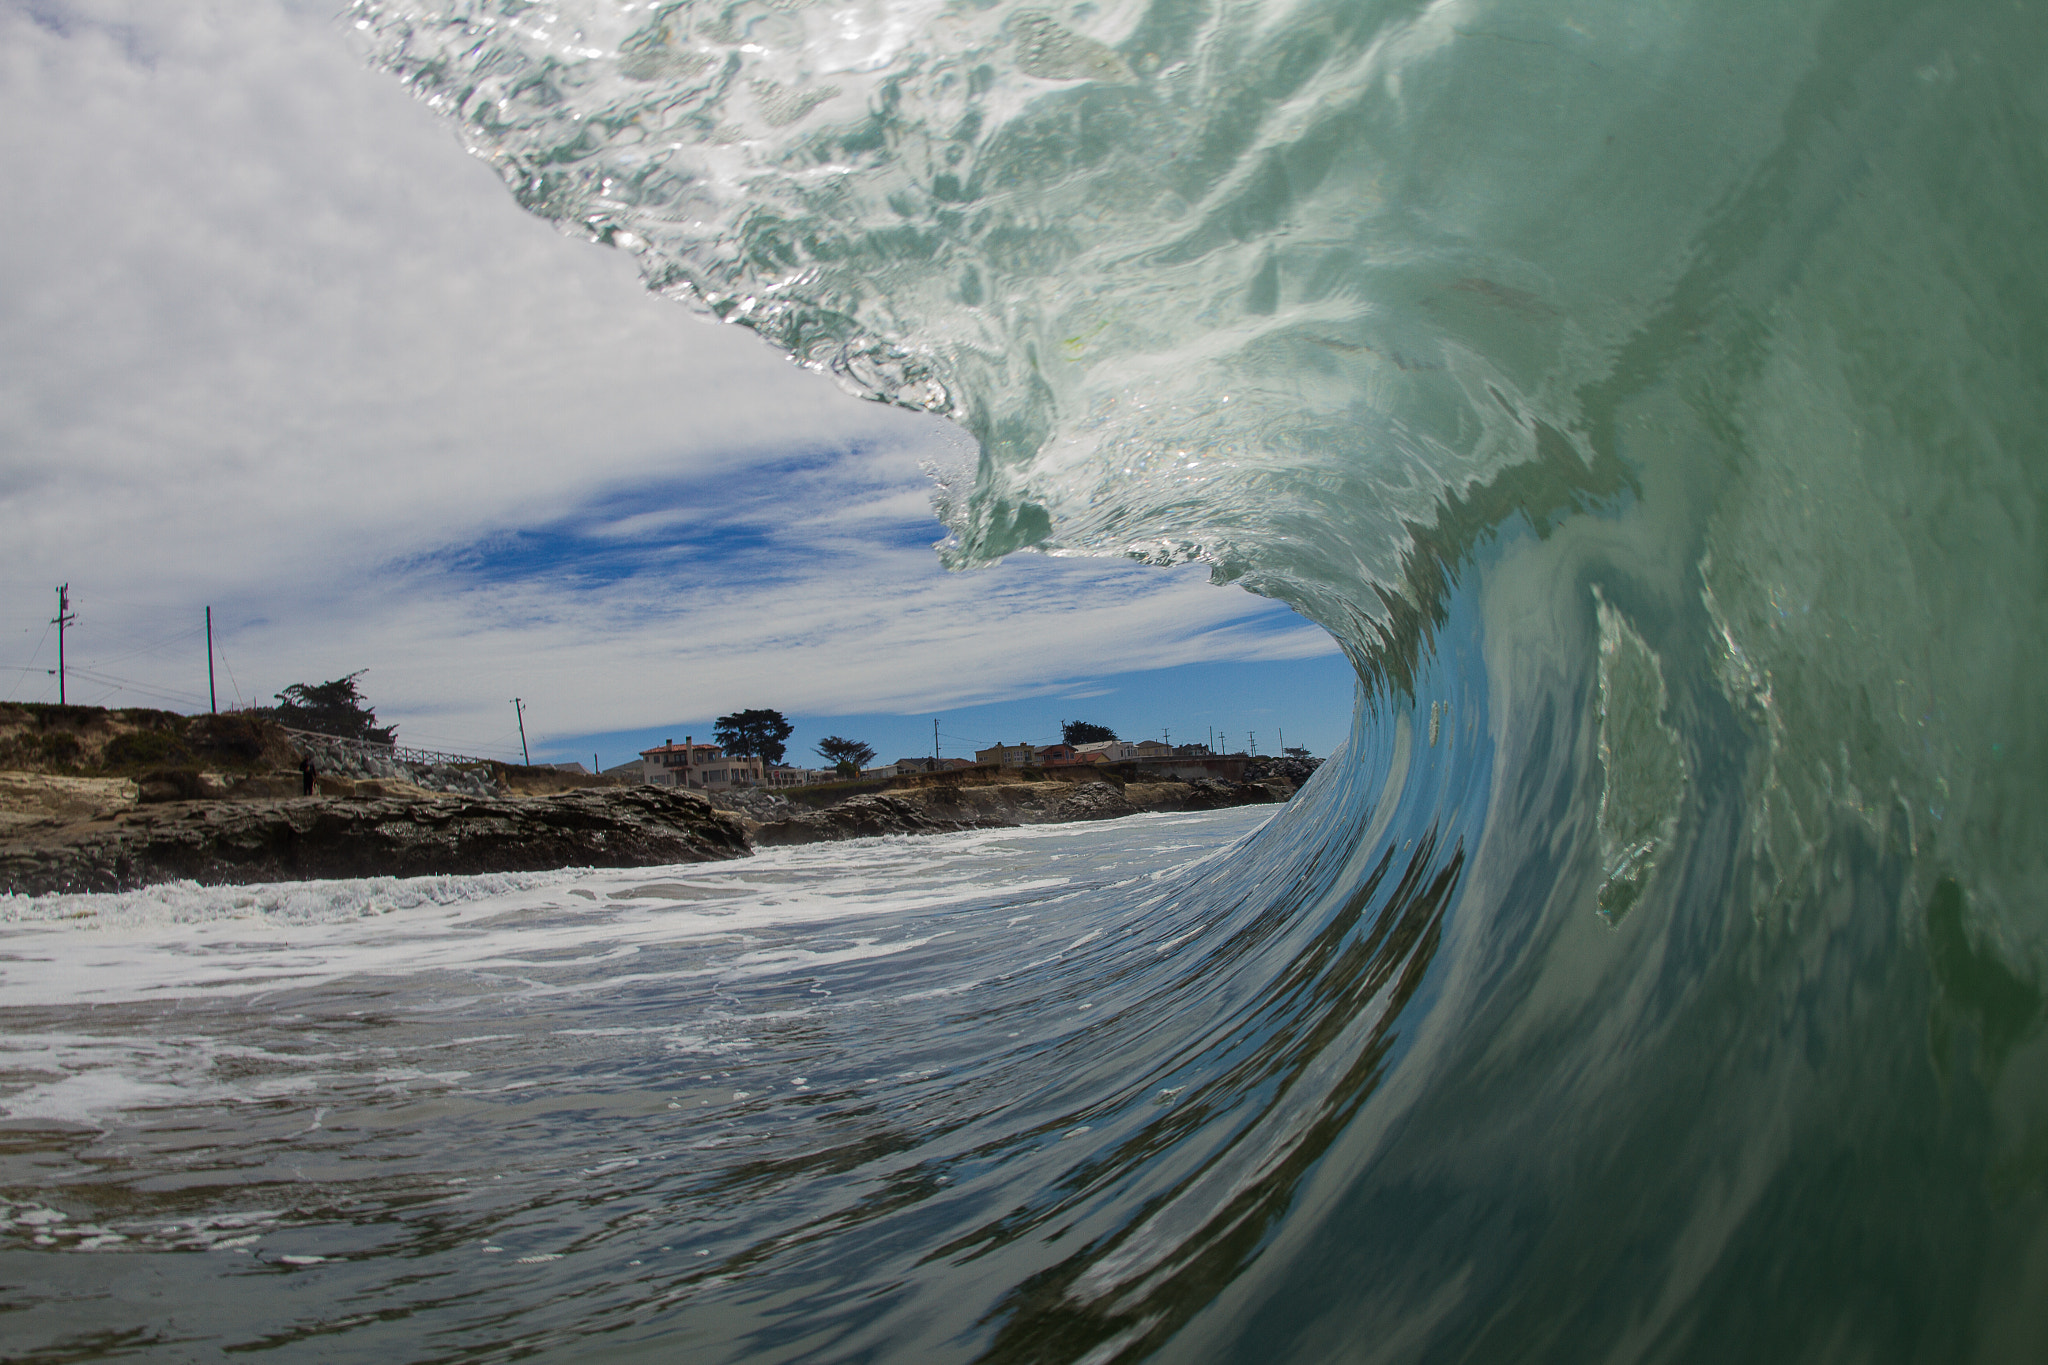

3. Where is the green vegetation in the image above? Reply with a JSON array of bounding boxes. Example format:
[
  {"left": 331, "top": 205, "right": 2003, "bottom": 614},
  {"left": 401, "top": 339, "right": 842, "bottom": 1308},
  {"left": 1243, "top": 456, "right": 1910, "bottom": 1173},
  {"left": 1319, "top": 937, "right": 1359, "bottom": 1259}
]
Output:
[
  {"left": 258, "top": 672, "right": 395, "bottom": 744},
  {"left": 0, "top": 704, "right": 294, "bottom": 777},
  {"left": 714, "top": 708, "right": 795, "bottom": 764},
  {"left": 814, "top": 735, "right": 875, "bottom": 778},
  {"left": 1063, "top": 720, "right": 1117, "bottom": 745}
]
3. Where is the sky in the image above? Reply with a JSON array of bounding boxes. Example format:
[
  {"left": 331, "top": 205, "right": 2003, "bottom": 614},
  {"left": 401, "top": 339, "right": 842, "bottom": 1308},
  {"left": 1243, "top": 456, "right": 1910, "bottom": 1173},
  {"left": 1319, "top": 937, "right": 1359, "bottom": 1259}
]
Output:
[{"left": 0, "top": 0, "right": 1356, "bottom": 770}]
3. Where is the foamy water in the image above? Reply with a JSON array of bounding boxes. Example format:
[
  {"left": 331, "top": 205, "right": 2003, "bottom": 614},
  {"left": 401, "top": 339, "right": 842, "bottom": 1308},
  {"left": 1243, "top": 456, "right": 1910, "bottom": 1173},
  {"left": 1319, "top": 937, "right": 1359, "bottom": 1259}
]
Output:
[{"left": 1, "top": 808, "right": 1287, "bottom": 1357}]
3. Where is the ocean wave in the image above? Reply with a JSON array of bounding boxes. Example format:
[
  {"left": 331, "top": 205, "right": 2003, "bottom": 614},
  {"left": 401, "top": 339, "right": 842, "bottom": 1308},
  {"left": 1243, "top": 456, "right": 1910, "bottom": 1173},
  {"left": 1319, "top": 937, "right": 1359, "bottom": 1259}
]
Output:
[{"left": 324, "top": 0, "right": 2048, "bottom": 1357}]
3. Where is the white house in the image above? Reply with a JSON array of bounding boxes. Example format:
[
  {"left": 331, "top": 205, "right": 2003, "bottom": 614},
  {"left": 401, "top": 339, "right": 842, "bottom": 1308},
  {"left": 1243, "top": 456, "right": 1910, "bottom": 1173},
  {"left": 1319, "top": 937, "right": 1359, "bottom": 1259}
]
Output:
[
  {"left": 639, "top": 736, "right": 764, "bottom": 791},
  {"left": 765, "top": 765, "right": 833, "bottom": 787},
  {"left": 1072, "top": 739, "right": 1137, "bottom": 762}
]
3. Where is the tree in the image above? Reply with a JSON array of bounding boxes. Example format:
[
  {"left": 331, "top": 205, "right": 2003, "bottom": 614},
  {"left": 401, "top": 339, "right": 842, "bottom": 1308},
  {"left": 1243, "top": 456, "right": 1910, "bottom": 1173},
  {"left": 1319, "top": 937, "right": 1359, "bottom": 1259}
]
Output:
[
  {"left": 714, "top": 709, "right": 794, "bottom": 764},
  {"left": 266, "top": 672, "right": 395, "bottom": 745},
  {"left": 1283, "top": 746, "right": 1312, "bottom": 759},
  {"left": 1062, "top": 720, "right": 1117, "bottom": 746},
  {"left": 814, "top": 735, "right": 875, "bottom": 778}
]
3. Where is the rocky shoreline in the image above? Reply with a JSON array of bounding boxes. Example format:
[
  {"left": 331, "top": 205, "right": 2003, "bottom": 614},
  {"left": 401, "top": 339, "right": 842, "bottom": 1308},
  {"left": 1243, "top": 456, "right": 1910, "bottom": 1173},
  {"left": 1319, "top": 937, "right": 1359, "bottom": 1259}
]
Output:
[
  {"left": 0, "top": 767, "right": 1307, "bottom": 897},
  {"left": 0, "top": 786, "right": 752, "bottom": 897},
  {"left": 735, "top": 772, "right": 1297, "bottom": 845}
]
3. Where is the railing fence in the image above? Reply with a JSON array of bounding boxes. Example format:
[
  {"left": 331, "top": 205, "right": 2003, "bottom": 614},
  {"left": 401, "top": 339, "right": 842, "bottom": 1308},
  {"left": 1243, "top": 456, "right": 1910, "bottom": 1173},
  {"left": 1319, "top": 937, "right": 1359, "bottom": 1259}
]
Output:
[{"left": 279, "top": 727, "right": 496, "bottom": 769}]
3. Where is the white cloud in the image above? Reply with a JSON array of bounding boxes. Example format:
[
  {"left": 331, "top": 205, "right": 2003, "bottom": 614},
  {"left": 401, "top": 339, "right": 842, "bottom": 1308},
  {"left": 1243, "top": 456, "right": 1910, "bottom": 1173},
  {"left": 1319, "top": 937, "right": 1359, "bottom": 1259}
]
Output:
[{"left": 0, "top": 0, "right": 1334, "bottom": 751}]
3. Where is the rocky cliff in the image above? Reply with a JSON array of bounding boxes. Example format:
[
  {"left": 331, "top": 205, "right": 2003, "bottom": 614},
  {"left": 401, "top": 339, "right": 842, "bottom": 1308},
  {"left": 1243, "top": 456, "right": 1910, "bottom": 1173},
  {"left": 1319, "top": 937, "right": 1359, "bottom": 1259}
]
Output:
[
  {"left": 741, "top": 774, "right": 1293, "bottom": 846},
  {"left": 0, "top": 766, "right": 1304, "bottom": 897},
  {"left": 0, "top": 785, "right": 750, "bottom": 896}
]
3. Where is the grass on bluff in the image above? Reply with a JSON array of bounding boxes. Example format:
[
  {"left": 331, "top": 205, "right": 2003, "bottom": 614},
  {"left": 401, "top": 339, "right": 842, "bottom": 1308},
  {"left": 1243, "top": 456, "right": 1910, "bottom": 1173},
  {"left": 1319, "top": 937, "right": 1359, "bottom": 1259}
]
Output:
[{"left": 0, "top": 704, "right": 297, "bottom": 779}]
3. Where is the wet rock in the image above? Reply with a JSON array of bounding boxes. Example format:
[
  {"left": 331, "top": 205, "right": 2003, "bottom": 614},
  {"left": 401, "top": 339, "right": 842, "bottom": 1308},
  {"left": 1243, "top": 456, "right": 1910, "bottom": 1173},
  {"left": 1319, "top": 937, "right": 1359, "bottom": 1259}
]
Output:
[
  {"left": 1040, "top": 781, "right": 1143, "bottom": 821},
  {"left": 704, "top": 788, "right": 803, "bottom": 822},
  {"left": 745, "top": 774, "right": 1288, "bottom": 846},
  {"left": 0, "top": 786, "right": 750, "bottom": 896},
  {"left": 750, "top": 793, "right": 976, "bottom": 846}
]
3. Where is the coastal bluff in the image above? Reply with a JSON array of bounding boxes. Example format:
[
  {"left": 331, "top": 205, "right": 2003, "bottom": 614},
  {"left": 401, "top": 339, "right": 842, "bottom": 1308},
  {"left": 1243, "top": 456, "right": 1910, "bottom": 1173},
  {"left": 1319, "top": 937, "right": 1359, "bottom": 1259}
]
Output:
[
  {"left": 1, "top": 785, "right": 752, "bottom": 897},
  {"left": 741, "top": 772, "right": 1299, "bottom": 846},
  {"left": 0, "top": 736, "right": 1310, "bottom": 896}
]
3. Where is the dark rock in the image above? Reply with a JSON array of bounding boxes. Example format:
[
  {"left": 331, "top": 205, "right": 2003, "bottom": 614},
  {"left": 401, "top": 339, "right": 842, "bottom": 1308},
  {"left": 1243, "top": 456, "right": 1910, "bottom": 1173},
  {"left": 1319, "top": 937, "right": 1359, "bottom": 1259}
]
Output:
[
  {"left": 704, "top": 788, "right": 803, "bottom": 822},
  {"left": 902, "top": 779, "right": 1136, "bottom": 825},
  {"left": 1122, "top": 777, "right": 1288, "bottom": 812},
  {"left": 751, "top": 793, "right": 983, "bottom": 846},
  {"left": 0, "top": 786, "right": 750, "bottom": 896},
  {"left": 747, "top": 774, "right": 1287, "bottom": 846},
  {"left": 1243, "top": 756, "right": 1321, "bottom": 787},
  {"left": 1041, "top": 781, "right": 1143, "bottom": 821}
]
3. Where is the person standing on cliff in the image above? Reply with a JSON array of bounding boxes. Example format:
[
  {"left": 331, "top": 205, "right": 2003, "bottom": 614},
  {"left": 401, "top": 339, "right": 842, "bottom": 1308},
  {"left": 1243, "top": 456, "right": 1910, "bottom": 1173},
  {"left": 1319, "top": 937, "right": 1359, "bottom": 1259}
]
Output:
[{"left": 300, "top": 755, "right": 317, "bottom": 796}]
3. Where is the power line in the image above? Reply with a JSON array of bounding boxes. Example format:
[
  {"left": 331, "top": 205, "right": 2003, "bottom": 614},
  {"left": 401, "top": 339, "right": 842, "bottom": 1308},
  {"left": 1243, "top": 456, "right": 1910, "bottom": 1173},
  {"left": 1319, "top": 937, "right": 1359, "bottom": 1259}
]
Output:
[
  {"left": 55, "top": 666, "right": 208, "bottom": 709},
  {"left": 3, "top": 619, "right": 54, "bottom": 702},
  {"left": 74, "top": 624, "right": 206, "bottom": 670},
  {"left": 217, "top": 642, "right": 244, "bottom": 708}
]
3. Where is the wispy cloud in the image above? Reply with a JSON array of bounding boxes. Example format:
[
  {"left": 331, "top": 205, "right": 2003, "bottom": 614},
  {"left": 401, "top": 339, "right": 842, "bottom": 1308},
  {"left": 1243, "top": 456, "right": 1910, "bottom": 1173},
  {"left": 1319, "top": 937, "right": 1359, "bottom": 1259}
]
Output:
[{"left": 0, "top": 0, "right": 1340, "bottom": 759}]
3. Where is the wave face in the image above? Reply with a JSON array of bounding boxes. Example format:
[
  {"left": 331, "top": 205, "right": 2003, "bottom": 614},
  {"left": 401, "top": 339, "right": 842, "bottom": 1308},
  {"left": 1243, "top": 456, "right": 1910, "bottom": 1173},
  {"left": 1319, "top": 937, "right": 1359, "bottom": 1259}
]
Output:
[{"left": 343, "top": 0, "right": 2048, "bottom": 1359}]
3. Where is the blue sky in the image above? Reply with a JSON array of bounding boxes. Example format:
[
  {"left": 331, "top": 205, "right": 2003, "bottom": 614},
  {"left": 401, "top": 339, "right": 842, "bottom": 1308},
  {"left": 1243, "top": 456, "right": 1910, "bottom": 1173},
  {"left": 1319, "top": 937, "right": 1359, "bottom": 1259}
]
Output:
[
  {"left": 567, "top": 651, "right": 1360, "bottom": 776},
  {"left": 0, "top": 0, "right": 1356, "bottom": 767}
]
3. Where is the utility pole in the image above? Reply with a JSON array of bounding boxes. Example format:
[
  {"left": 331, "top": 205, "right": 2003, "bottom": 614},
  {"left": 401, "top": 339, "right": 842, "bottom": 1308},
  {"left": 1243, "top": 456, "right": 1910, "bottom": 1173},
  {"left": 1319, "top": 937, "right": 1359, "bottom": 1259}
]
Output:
[
  {"left": 594, "top": 751, "right": 600, "bottom": 776},
  {"left": 511, "top": 698, "right": 531, "bottom": 766},
  {"left": 934, "top": 718, "right": 940, "bottom": 765},
  {"left": 205, "top": 606, "right": 217, "bottom": 714},
  {"left": 51, "top": 585, "right": 75, "bottom": 704},
  {"left": 1250, "top": 731, "right": 1257, "bottom": 756},
  {"left": 1278, "top": 726, "right": 1285, "bottom": 755}
]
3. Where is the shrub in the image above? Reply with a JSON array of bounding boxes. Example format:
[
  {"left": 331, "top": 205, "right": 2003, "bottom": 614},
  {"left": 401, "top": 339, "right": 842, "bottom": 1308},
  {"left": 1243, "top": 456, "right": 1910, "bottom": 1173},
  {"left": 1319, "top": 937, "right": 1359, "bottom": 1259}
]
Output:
[
  {"left": 103, "top": 729, "right": 189, "bottom": 769},
  {"left": 186, "top": 713, "right": 292, "bottom": 767}
]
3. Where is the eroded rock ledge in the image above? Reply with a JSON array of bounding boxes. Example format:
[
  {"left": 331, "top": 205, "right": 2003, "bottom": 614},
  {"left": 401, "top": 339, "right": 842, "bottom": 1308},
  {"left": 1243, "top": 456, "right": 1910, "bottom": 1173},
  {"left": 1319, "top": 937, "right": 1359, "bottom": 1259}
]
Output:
[
  {"left": 1, "top": 786, "right": 751, "bottom": 897},
  {"left": 743, "top": 775, "right": 1295, "bottom": 846},
  {"left": 0, "top": 767, "right": 1308, "bottom": 896}
]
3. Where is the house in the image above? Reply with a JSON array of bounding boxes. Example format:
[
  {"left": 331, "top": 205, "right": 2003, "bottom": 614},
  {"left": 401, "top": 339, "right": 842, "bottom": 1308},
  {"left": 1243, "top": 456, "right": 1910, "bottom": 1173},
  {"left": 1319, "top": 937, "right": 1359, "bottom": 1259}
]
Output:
[
  {"left": 639, "top": 735, "right": 764, "bottom": 791},
  {"left": 1132, "top": 740, "right": 1172, "bottom": 759},
  {"left": 974, "top": 741, "right": 1040, "bottom": 768},
  {"left": 1038, "top": 743, "right": 1078, "bottom": 765},
  {"left": 765, "top": 765, "right": 830, "bottom": 788},
  {"left": 891, "top": 756, "right": 975, "bottom": 775},
  {"left": 1072, "top": 739, "right": 1136, "bottom": 762}
]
